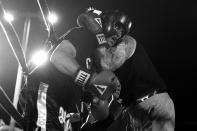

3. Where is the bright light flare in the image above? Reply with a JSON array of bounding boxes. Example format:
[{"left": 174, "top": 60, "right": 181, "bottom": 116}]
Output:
[
  {"left": 31, "top": 50, "right": 48, "bottom": 66},
  {"left": 47, "top": 12, "right": 58, "bottom": 24},
  {"left": 4, "top": 12, "right": 14, "bottom": 22}
]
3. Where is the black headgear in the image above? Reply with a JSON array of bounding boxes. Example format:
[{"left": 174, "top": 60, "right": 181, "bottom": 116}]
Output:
[{"left": 101, "top": 10, "right": 132, "bottom": 38}]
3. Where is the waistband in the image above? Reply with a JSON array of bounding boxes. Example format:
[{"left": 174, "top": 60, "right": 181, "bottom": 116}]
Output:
[{"left": 135, "top": 90, "right": 158, "bottom": 104}]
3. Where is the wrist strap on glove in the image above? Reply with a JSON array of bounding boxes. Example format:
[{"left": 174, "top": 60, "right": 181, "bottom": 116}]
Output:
[{"left": 74, "top": 68, "right": 92, "bottom": 87}]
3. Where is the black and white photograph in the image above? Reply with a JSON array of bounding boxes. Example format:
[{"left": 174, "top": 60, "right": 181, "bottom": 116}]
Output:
[{"left": 0, "top": 0, "right": 196, "bottom": 130}]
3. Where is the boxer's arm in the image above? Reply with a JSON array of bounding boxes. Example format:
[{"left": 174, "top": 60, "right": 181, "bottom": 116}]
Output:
[
  {"left": 50, "top": 39, "right": 80, "bottom": 78},
  {"left": 122, "top": 35, "right": 137, "bottom": 59},
  {"left": 51, "top": 40, "right": 118, "bottom": 100}
]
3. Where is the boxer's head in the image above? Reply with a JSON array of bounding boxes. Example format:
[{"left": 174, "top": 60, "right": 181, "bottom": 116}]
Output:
[{"left": 101, "top": 10, "right": 132, "bottom": 47}]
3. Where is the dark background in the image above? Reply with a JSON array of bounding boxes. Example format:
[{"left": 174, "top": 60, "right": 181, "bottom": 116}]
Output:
[{"left": 0, "top": 0, "right": 196, "bottom": 130}]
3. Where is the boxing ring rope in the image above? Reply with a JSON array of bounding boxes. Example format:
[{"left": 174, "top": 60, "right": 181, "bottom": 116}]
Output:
[{"left": 9, "top": 18, "right": 31, "bottom": 131}]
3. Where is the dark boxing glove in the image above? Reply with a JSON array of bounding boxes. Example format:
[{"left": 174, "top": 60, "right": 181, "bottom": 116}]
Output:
[{"left": 74, "top": 68, "right": 118, "bottom": 100}]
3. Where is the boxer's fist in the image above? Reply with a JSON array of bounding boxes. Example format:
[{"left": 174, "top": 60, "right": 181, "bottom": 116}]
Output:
[
  {"left": 74, "top": 69, "right": 120, "bottom": 100},
  {"left": 90, "top": 96, "right": 109, "bottom": 121},
  {"left": 87, "top": 70, "right": 118, "bottom": 100}
]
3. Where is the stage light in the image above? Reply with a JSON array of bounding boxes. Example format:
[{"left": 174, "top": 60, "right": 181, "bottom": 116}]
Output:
[
  {"left": 47, "top": 12, "right": 58, "bottom": 25},
  {"left": 30, "top": 50, "right": 48, "bottom": 66},
  {"left": 4, "top": 12, "right": 14, "bottom": 22}
]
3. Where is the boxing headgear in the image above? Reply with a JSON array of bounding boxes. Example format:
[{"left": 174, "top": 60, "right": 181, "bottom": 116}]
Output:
[
  {"left": 77, "top": 9, "right": 103, "bottom": 34},
  {"left": 101, "top": 10, "right": 132, "bottom": 38}
]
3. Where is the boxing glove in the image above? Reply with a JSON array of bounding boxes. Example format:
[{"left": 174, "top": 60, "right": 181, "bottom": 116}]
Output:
[{"left": 74, "top": 69, "right": 118, "bottom": 100}]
